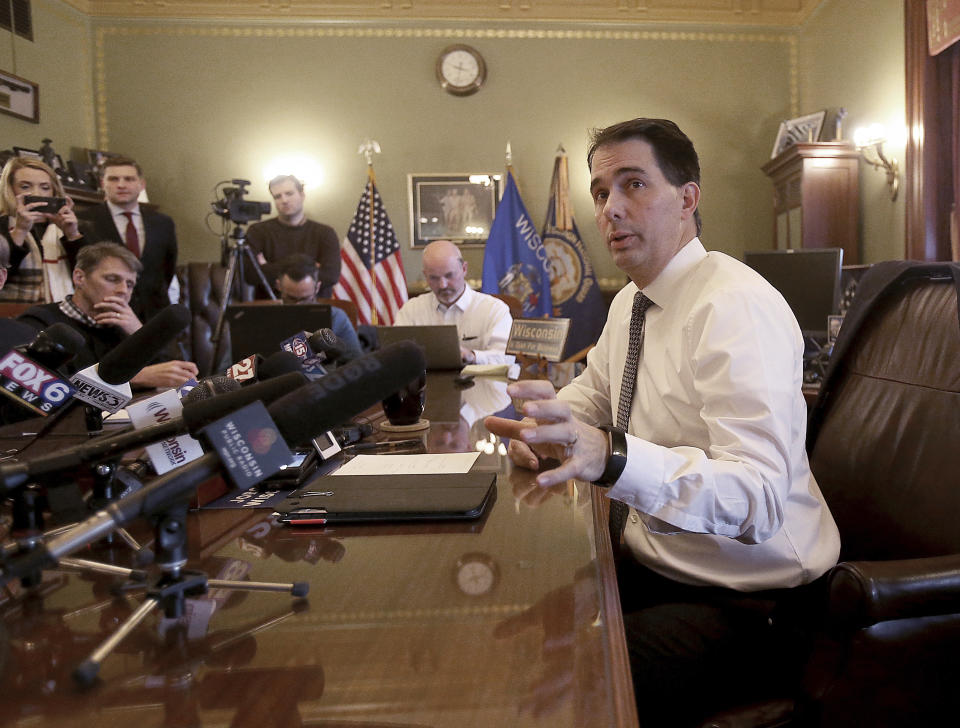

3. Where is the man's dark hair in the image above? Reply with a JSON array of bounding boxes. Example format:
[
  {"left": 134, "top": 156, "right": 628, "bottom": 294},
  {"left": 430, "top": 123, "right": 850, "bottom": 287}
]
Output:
[
  {"left": 587, "top": 118, "right": 702, "bottom": 235},
  {"left": 278, "top": 253, "right": 318, "bottom": 283},
  {"left": 100, "top": 155, "right": 144, "bottom": 178}
]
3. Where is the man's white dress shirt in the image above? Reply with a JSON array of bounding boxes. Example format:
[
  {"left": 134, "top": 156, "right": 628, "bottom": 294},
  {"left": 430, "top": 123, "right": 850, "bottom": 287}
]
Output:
[
  {"left": 394, "top": 284, "right": 513, "bottom": 365},
  {"left": 559, "top": 239, "right": 840, "bottom": 591}
]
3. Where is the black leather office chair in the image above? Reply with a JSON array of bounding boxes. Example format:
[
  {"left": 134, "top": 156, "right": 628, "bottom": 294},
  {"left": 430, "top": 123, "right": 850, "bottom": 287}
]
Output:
[{"left": 703, "top": 261, "right": 960, "bottom": 728}]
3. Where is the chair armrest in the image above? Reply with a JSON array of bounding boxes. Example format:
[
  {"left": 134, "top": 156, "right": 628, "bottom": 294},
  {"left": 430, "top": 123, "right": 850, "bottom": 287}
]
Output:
[{"left": 827, "top": 554, "right": 960, "bottom": 630}]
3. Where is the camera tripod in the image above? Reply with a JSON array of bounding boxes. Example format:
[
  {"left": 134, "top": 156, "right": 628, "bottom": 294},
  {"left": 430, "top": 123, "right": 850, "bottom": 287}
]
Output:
[
  {"left": 71, "top": 498, "right": 308, "bottom": 687},
  {"left": 209, "top": 221, "right": 276, "bottom": 376}
]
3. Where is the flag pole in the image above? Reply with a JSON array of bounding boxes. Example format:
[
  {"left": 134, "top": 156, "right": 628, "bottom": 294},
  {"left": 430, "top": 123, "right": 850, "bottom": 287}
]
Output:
[{"left": 358, "top": 138, "right": 381, "bottom": 325}]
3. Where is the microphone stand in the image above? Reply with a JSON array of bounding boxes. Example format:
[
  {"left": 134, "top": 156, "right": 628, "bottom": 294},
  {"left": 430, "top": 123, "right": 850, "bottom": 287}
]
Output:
[
  {"left": 71, "top": 495, "right": 307, "bottom": 687},
  {"left": 209, "top": 221, "right": 276, "bottom": 378}
]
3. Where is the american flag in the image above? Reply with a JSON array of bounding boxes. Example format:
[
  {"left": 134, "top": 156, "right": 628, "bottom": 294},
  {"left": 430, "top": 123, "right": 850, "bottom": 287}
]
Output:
[{"left": 333, "top": 168, "right": 407, "bottom": 325}]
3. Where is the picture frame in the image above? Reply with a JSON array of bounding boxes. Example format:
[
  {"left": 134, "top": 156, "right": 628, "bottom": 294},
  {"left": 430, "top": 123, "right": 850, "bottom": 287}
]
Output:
[
  {"left": 12, "top": 146, "right": 41, "bottom": 159},
  {"left": 0, "top": 70, "right": 39, "bottom": 123},
  {"left": 85, "top": 149, "right": 124, "bottom": 188},
  {"left": 771, "top": 110, "right": 827, "bottom": 158},
  {"left": 408, "top": 173, "right": 502, "bottom": 248}
]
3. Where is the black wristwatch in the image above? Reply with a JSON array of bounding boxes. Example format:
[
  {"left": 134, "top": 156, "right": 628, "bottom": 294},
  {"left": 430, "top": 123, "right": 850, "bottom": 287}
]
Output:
[{"left": 594, "top": 425, "right": 628, "bottom": 487}]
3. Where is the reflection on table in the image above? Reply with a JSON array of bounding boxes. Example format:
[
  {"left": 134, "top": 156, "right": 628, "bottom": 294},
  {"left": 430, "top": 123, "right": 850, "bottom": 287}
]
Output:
[{"left": 0, "top": 372, "right": 637, "bottom": 727}]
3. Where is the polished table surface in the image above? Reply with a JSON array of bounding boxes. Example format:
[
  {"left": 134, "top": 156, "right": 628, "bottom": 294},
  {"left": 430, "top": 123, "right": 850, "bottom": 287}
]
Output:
[{"left": 0, "top": 372, "right": 637, "bottom": 727}]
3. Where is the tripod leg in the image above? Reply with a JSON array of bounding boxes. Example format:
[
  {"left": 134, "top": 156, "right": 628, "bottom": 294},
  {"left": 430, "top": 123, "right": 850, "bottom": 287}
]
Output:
[
  {"left": 207, "top": 578, "right": 309, "bottom": 598},
  {"left": 240, "top": 244, "right": 277, "bottom": 300},
  {"left": 57, "top": 556, "right": 148, "bottom": 582},
  {"left": 73, "top": 594, "right": 160, "bottom": 687},
  {"left": 209, "top": 246, "right": 241, "bottom": 377}
]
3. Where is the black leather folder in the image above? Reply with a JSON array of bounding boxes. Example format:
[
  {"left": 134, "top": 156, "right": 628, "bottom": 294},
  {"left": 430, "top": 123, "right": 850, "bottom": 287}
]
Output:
[{"left": 273, "top": 471, "right": 497, "bottom": 526}]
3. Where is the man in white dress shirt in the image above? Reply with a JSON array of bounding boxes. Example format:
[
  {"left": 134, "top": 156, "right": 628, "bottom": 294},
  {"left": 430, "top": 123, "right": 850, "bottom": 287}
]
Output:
[
  {"left": 486, "top": 118, "right": 840, "bottom": 727},
  {"left": 394, "top": 239, "right": 512, "bottom": 365}
]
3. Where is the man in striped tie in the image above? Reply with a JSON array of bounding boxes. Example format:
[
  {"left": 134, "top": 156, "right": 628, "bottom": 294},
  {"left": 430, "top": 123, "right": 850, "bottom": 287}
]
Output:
[{"left": 486, "top": 118, "right": 839, "bottom": 727}]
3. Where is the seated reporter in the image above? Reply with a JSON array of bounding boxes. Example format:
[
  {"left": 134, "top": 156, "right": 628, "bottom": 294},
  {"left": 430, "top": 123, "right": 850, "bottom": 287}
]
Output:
[
  {"left": 275, "top": 254, "right": 362, "bottom": 364},
  {"left": 18, "top": 241, "right": 198, "bottom": 388}
]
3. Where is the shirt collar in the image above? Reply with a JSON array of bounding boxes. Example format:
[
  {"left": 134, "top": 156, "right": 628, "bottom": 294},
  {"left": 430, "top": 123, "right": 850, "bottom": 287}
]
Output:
[
  {"left": 58, "top": 294, "right": 100, "bottom": 327},
  {"left": 434, "top": 282, "right": 475, "bottom": 313},
  {"left": 106, "top": 200, "right": 139, "bottom": 218},
  {"left": 641, "top": 237, "right": 707, "bottom": 309}
]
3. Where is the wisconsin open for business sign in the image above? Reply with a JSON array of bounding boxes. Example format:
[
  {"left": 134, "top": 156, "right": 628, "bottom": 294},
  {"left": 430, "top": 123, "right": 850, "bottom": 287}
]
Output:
[{"left": 505, "top": 319, "right": 571, "bottom": 362}]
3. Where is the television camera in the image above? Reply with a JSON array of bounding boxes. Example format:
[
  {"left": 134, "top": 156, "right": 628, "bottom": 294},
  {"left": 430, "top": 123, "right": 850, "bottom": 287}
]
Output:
[{"left": 211, "top": 179, "right": 271, "bottom": 225}]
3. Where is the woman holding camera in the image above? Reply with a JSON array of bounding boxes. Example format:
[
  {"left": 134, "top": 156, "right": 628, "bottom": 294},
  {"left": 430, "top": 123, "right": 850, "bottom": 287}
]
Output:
[{"left": 0, "top": 156, "right": 85, "bottom": 303}]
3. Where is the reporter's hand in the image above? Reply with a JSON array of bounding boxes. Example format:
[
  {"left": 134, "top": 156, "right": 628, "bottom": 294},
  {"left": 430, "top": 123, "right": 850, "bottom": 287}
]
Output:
[{"left": 131, "top": 360, "right": 199, "bottom": 389}]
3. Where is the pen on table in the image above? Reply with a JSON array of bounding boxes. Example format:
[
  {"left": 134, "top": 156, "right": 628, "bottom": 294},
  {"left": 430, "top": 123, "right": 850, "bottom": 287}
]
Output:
[{"left": 341, "top": 438, "right": 423, "bottom": 453}]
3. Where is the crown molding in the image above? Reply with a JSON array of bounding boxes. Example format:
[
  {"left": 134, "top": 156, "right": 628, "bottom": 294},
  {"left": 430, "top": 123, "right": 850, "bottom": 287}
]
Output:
[{"left": 61, "top": 1, "right": 822, "bottom": 27}]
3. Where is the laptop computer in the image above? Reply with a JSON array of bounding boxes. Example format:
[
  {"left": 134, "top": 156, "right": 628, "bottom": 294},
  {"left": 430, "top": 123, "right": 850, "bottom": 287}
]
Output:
[
  {"left": 376, "top": 325, "right": 463, "bottom": 370},
  {"left": 226, "top": 303, "right": 332, "bottom": 361}
]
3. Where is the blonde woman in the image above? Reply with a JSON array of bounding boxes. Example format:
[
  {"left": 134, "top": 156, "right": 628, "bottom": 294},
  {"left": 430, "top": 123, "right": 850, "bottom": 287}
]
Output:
[{"left": 0, "top": 156, "right": 86, "bottom": 303}]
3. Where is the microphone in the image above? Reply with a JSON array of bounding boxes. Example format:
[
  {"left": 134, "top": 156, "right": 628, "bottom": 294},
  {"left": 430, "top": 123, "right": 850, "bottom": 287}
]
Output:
[
  {"left": 264, "top": 340, "right": 426, "bottom": 445},
  {"left": 0, "top": 323, "right": 85, "bottom": 419},
  {"left": 226, "top": 351, "right": 303, "bottom": 385},
  {"left": 308, "top": 328, "right": 345, "bottom": 365},
  {"left": 0, "top": 343, "right": 427, "bottom": 584},
  {"left": 0, "top": 371, "right": 308, "bottom": 493},
  {"left": 182, "top": 374, "right": 241, "bottom": 403},
  {"left": 69, "top": 304, "right": 191, "bottom": 413}
]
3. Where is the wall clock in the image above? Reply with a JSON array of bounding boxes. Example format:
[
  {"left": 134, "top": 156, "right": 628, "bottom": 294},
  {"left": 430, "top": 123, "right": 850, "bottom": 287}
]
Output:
[{"left": 436, "top": 44, "right": 486, "bottom": 97}]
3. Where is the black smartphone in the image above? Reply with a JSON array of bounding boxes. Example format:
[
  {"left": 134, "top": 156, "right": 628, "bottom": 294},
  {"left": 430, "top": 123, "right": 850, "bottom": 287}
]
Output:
[{"left": 23, "top": 195, "right": 67, "bottom": 214}]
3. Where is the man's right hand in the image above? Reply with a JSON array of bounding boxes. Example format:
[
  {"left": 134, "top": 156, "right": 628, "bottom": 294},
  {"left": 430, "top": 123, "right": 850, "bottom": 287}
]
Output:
[{"left": 130, "top": 360, "right": 199, "bottom": 389}]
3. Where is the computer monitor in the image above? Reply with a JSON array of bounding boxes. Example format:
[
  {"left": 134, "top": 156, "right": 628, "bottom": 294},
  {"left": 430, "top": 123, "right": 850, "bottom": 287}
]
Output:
[{"left": 743, "top": 247, "right": 843, "bottom": 341}]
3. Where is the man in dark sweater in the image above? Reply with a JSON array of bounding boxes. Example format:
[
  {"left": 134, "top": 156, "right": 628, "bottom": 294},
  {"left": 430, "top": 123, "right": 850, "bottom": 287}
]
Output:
[
  {"left": 246, "top": 175, "right": 341, "bottom": 297},
  {"left": 18, "top": 242, "right": 197, "bottom": 387}
]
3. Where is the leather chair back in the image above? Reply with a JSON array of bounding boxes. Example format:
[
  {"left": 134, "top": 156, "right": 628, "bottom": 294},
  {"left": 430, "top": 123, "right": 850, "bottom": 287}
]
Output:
[
  {"left": 175, "top": 262, "right": 232, "bottom": 376},
  {"left": 809, "top": 264, "right": 960, "bottom": 562}
]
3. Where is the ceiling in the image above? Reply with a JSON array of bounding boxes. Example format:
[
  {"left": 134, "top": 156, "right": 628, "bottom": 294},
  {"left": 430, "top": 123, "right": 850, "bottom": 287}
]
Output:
[{"left": 60, "top": 0, "right": 825, "bottom": 27}]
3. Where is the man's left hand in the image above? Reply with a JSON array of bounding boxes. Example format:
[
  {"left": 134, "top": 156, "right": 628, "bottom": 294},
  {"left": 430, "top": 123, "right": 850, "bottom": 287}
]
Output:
[
  {"left": 485, "top": 380, "right": 608, "bottom": 487},
  {"left": 131, "top": 360, "right": 200, "bottom": 389},
  {"left": 93, "top": 296, "right": 141, "bottom": 335}
]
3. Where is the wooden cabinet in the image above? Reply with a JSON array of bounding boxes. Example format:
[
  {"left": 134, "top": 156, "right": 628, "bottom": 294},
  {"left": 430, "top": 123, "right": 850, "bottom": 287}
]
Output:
[{"left": 761, "top": 141, "right": 860, "bottom": 264}]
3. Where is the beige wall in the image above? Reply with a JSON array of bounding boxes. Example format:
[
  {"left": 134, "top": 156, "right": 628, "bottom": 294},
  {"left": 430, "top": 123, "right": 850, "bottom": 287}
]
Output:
[
  {"left": 0, "top": 0, "right": 95, "bottom": 162},
  {"left": 798, "top": 0, "right": 906, "bottom": 263},
  {"left": 88, "top": 23, "right": 792, "bottom": 282},
  {"left": 3, "top": 1, "right": 906, "bottom": 281}
]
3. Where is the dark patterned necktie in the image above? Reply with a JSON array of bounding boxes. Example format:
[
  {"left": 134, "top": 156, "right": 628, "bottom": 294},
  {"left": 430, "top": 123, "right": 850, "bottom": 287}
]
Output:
[
  {"left": 122, "top": 211, "right": 140, "bottom": 257},
  {"left": 609, "top": 291, "right": 653, "bottom": 550}
]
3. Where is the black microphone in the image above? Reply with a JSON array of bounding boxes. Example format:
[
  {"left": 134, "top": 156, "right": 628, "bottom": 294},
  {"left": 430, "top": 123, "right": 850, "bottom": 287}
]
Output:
[
  {"left": 0, "top": 371, "right": 308, "bottom": 493},
  {"left": 257, "top": 350, "right": 304, "bottom": 380},
  {"left": 181, "top": 375, "right": 241, "bottom": 404},
  {"left": 0, "top": 324, "right": 85, "bottom": 421},
  {"left": 265, "top": 340, "right": 426, "bottom": 444},
  {"left": 98, "top": 304, "right": 191, "bottom": 385},
  {"left": 16, "top": 323, "right": 85, "bottom": 371},
  {"left": 0, "top": 343, "right": 427, "bottom": 584},
  {"left": 307, "top": 328, "right": 344, "bottom": 365},
  {"left": 69, "top": 304, "right": 191, "bottom": 413}
]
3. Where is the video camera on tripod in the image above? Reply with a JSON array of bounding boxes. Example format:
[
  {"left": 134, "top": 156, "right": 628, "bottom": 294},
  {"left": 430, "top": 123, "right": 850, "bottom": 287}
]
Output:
[{"left": 211, "top": 179, "right": 271, "bottom": 225}]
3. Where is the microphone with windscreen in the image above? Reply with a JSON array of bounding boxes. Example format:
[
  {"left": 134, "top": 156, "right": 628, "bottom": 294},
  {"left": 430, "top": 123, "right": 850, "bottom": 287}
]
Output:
[
  {"left": 69, "top": 304, "right": 191, "bottom": 413},
  {"left": 0, "top": 342, "right": 426, "bottom": 584},
  {"left": 307, "top": 328, "right": 345, "bottom": 366},
  {"left": 0, "top": 323, "right": 86, "bottom": 422}
]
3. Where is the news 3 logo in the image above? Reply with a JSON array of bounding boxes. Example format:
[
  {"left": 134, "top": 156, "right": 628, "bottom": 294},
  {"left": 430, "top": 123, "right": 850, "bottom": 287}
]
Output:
[{"left": 0, "top": 350, "right": 76, "bottom": 414}]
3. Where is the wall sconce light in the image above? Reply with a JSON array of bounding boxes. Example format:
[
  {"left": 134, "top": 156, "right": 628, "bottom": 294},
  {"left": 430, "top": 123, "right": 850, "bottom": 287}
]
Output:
[{"left": 853, "top": 124, "right": 900, "bottom": 201}]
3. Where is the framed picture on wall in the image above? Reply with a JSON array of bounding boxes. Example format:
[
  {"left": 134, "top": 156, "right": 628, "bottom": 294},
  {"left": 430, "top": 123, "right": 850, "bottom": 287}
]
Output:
[
  {"left": 408, "top": 173, "right": 502, "bottom": 248},
  {"left": 12, "top": 146, "right": 41, "bottom": 159},
  {"left": 0, "top": 70, "right": 39, "bottom": 123},
  {"left": 771, "top": 110, "right": 827, "bottom": 158}
]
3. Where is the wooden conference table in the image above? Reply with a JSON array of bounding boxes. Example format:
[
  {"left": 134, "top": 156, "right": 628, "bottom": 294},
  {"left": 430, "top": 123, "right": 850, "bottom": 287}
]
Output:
[{"left": 0, "top": 370, "right": 638, "bottom": 727}]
